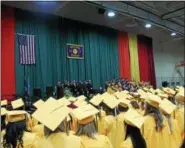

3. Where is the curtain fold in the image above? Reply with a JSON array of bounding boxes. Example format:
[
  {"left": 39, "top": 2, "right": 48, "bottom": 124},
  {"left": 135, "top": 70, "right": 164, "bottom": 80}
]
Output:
[
  {"left": 118, "top": 32, "right": 131, "bottom": 80},
  {"left": 128, "top": 34, "right": 140, "bottom": 82},
  {"left": 15, "top": 9, "right": 119, "bottom": 95},
  {"left": 1, "top": 7, "right": 15, "bottom": 101},
  {"left": 138, "top": 35, "right": 156, "bottom": 88}
]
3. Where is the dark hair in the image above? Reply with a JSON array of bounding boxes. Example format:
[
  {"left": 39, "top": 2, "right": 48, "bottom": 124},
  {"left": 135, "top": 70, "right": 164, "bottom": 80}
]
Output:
[
  {"left": 1, "top": 116, "right": 6, "bottom": 130},
  {"left": 3, "top": 120, "right": 27, "bottom": 148},
  {"left": 130, "top": 101, "right": 140, "bottom": 109},
  {"left": 44, "top": 118, "right": 69, "bottom": 137},
  {"left": 125, "top": 123, "right": 146, "bottom": 148},
  {"left": 75, "top": 120, "right": 98, "bottom": 139},
  {"left": 180, "top": 138, "right": 185, "bottom": 148},
  {"left": 118, "top": 105, "right": 129, "bottom": 112},
  {"left": 168, "top": 96, "right": 176, "bottom": 105},
  {"left": 101, "top": 102, "right": 115, "bottom": 116},
  {"left": 144, "top": 103, "right": 164, "bottom": 132}
]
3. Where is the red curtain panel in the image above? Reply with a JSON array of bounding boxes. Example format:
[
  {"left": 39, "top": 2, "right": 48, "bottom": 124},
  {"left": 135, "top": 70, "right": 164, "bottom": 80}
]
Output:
[
  {"left": 118, "top": 32, "right": 131, "bottom": 80},
  {"left": 1, "top": 7, "right": 16, "bottom": 101},
  {"left": 137, "top": 35, "right": 156, "bottom": 88}
]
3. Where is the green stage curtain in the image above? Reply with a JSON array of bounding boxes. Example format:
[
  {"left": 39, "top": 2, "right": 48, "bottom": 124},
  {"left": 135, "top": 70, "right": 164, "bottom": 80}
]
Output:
[{"left": 15, "top": 9, "right": 119, "bottom": 95}]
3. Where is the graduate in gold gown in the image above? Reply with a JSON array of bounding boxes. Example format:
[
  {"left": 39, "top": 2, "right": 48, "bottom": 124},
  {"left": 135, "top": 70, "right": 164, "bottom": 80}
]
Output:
[
  {"left": 174, "top": 89, "right": 184, "bottom": 141},
  {"left": 32, "top": 97, "right": 81, "bottom": 148},
  {"left": 101, "top": 95, "right": 119, "bottom": 148},
  {"left": 159, "top": 99, "right": 181, "bottom": 148},
  {"left": 116, "top": 98, "right": 130, "bottom": 148},
  {"left": 73, "top": 104, "right": 113, "bottom": 148},
  {"left": 120, "top": 109, "right": 146, "bottom": 148},
  {"left": 2, "top": 110, "right": 53, "bottom": 148},
  {"left": 142, "top": 93, "right": 171, "bottom": 148}
]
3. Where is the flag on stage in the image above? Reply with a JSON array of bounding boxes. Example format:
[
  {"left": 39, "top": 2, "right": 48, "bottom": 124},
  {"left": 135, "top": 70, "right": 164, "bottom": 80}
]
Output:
[{"left": 18, "top": 34, "right": 36, "bottom": 64}]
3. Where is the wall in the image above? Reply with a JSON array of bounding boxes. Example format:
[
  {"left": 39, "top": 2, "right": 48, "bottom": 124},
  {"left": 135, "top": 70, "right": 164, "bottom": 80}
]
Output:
[{"left": 153, "top": 39, "right": 184, "bottom": 88}]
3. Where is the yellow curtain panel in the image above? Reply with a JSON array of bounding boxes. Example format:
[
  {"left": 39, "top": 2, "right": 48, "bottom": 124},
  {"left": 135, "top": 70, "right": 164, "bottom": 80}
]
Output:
[{"left": 128, "top": 34, "right": 140, "bottom": 82}]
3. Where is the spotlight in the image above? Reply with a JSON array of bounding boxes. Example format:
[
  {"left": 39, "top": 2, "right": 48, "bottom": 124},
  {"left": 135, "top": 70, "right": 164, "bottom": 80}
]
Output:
[
  {"left": 171, "top": 32, "right": 176, "bottom": 36},
  {"left": 107, "top": 11, "right": 115, "bottom": 17},
  {"left": 145, "top": 23, "right": 151, "bottom": 28}
]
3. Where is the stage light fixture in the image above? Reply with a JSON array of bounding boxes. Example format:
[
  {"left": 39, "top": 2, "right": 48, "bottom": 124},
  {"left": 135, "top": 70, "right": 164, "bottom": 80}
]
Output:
[
  {"left": 107, "top": 11, "right": 115, "bottom": 17},
  {"left": 145, "top": 23, "right": 151, "bottom": 28},
  {"left": 171, "top": 32, "right": 176, "bottom": 36}
]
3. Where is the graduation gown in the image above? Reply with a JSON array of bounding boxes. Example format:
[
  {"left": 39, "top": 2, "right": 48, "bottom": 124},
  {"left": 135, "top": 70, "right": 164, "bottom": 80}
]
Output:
[
  {"left": 116, "top": 112, "right": 127, "bottom": 148},
  {"left": 32, "top": 124, "right": 44, "bottom": 138},
  {"left": 47, "top": 132, "right": 81, "bottom": 148},
  {"left": 97, "top": 110, "right": 106, "bottom": 135},
  {"left": 103, "top": 115, "right": 117, "bottom": 148},
  {"left": 166, "top": 116, "right": 182, "bottom": 148},
  {"left": 175, "top": 107, "right": 184, "bottom": 141},
  {"left": 120, "top": 137, "right": 133, "bottom": 148},
  {"left": 142, "top": 115, "right": 170, "bottom": 148},
  {"left": 80, "top": 135, "right": 113, "bottom": 148},
  {"left": 1, "top": 132, "right": 53, "bottom": 148}
]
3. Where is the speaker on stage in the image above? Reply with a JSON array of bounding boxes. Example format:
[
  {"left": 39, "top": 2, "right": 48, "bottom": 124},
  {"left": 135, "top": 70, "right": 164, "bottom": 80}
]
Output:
[
  {"left": 33, "top": 88, "right": 41, "bottom": 98},
  {"left": 162, "top": 81, "right": 168, "bottom": 87},
  {"left": 46, "top": 86, "right": 53, "bottom": 98},
  {"left": 57, "top": 86, "right": 64, "bottom": 99}
]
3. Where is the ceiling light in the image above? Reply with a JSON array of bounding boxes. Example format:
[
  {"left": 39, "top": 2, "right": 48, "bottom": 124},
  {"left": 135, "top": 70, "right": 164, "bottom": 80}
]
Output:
[
  {"left": 107, "top": 11, "right": 115, "bottom": 17},
  {"left": 171, "top": 32, "right": 176, "bottom": 36},
  {"left": 145, "top": 23, "right": 151, "bottom": 28}
]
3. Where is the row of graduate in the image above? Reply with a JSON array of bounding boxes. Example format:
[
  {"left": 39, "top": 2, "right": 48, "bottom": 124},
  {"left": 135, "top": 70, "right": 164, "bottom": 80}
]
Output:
[{"left": 1, "top": 86, "right": 184, "bottom": 148}]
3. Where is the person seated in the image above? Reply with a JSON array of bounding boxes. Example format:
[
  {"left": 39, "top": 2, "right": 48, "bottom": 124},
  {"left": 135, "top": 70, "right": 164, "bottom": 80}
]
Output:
[
  {"left": 120, "top": 109, "right": 146, "bottom": 148},
  {"left": 32, "top": 97, "right": 81, "bottom": 148},
  {"left": 73, "top": 104, "right": 113, "bottom": 148},
  {"left": 2, "top": 110, "right": 53, "bottom": 148},
  {"left": 100, "top": 95, "right": 119, "bottom": 148},
  {"left": 159, "top": 99, "right": 182, "bottom": 148},
  {"left": 142, "top": 93, "right": 171, "bottom": 148}
]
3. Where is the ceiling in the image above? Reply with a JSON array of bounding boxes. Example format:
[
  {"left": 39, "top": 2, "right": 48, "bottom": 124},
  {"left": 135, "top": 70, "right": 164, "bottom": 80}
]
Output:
[{"left": 1, "top": 1, "right": 184, "bottom": 43}]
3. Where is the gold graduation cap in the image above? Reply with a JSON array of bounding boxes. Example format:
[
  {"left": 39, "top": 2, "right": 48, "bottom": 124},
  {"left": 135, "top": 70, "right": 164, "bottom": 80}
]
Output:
[
  {"left": 33, "top": 99, "right": 45, "bottom": 109},
  {"left": 103, "top": 95, "right": 119, "bottom": 109},
  {"left": 143, "top": 87, "right": 149, "bottom": 92},
  {"left": 74, "top": 100, "right": 87, "bottom": 107},
  {"left": 115, "top": 92, "right": 127, "bottom": 99},
  {"left": 159, "top": 99, "right": 177, "bottom": 115},
  {"left": 125, "top": 94, "right": 134, "bottom": 100},
  {"left": 101, "top": 92, "right": 112, "bottom": 98},
  {"left": 32, "top": 98, "right": 71, "bottom": 131},
  {"left": 11, "top": 98, "right": 24, "bottom": 109},
  {"left": 145, "top": 93, "right": 162, "bottom": 108},
  {"left": 158, "top": 93, "right": 168, "bottom": 99},
  {"left": 72, "top": 104, "right": 99, "bottom": 124},
  {"left": 130, "top": 92, "right": 140, "bottom": 98},
  {"left": 6, "top": 110, "right": 27, "bottom": 122},
  {"left": 175, "top": 89, "right": 184, "bottom": 102},
  {"left": 149, "top": 88, "right": 156, "bottom": 94},
  {"left": 122, "top": 90, "right": 129, "bottom": 94},
  {"left": 155, "top": 88, "right": 164, "bottom": 94},
  {"left": 89, "top": 94, "right": 104, "bottom": 106},
  {"left": 77, "top": 95, "right": 86, "bottom": 102},
  {"left": 119, "top": 98, "right": 130, "bottom": 107},
  {"left": 58, "top": 98, "right": 71, "bottom": 106},
  {"left": 162, "top": 87, "right": 176, "bottom": 95},
  {"left": 1, "top": 100, "right": 7, "bottom": 106},
  {"left": 124, "top": 109, "right": 146, "bottom": 129},
  {"left": 1, "top": 107, "right": 7, "bottom": 116},
  {"left": 68, "top": 97, "right": 77, "bottom": 102}
]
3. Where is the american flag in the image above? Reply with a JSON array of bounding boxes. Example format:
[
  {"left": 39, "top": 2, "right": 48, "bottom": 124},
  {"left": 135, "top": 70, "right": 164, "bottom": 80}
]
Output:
[{"left": 18, "top": 34, "right": 36, "bottom": 64}]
